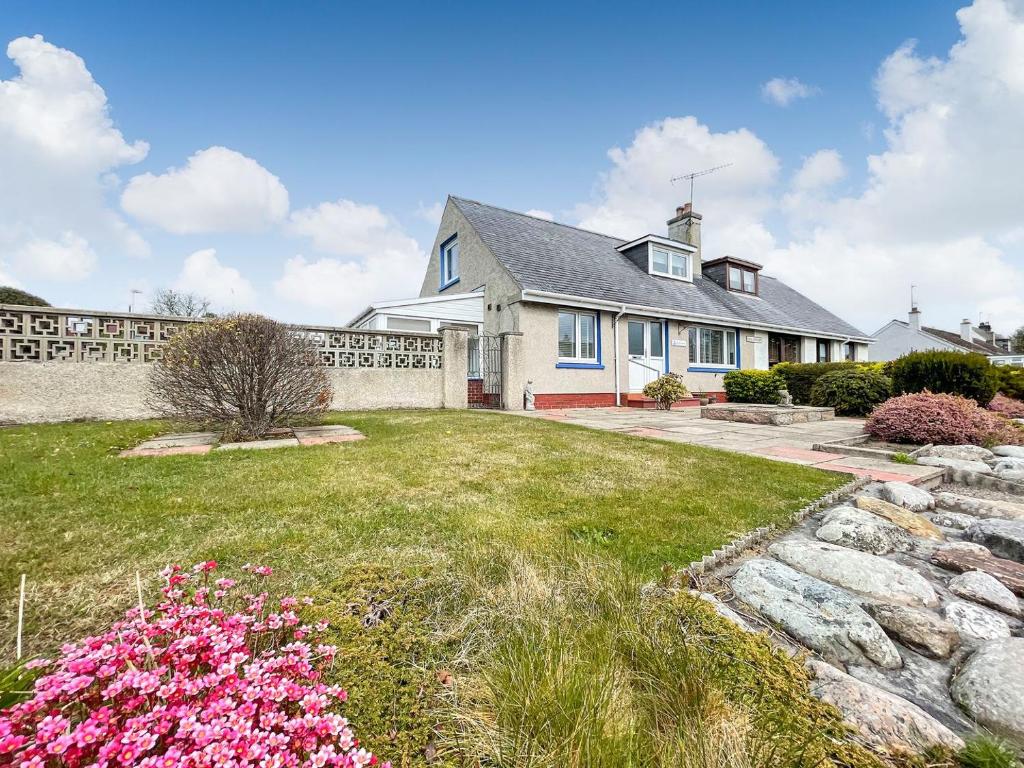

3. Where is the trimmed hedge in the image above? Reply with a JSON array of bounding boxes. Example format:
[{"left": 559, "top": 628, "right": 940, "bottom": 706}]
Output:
[
  {"left": 810, "top": 368, "right": 891, "bottom": 416},
  {"left": 888, "top": 350, "right": 998, "bottom": 406},
  {"left": 994, "top": 365, "right": 1024, "bottom": 401},
  {"left": 723, "top": 369, "right": 785, "bottom": 404},
  {"left": 773, "top": 361, "right": 863, "bottom": 405}
]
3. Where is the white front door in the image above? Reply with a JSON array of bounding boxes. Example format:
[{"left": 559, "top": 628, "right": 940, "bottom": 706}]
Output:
[{"left": 627, "top": 319, "right": 665, "bottom": 392}]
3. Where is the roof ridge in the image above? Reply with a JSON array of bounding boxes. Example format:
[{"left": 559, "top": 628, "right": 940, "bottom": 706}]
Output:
[{"left": 449, "top": 195, "right": 627, "bottom": 243}]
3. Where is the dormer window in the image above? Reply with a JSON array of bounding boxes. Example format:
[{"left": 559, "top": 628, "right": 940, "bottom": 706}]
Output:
[
  {"left": 728, "top": 265, "right": 757, "bottom": 294},
  {"left": 702, "top": 256, "right": 762, "bottom": 295},
  {"left": 651, "top": 246, "right": 690, "bottom": 280}
]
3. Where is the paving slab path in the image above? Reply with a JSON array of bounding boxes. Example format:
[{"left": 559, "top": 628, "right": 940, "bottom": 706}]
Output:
[{"left": 518, "top": 407, "right": 942, "bottom": 484}]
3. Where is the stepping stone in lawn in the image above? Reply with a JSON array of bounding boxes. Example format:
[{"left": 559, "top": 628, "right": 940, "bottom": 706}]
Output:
[
  {"left": 731, "top": 559, "right": 901, "bottom": 669},
  {"left": 769, "top": 539, "right": 939, "bottom": 609},
  {"left": 854, "top": 496, "right": 945, "bottom": 541},
  {"left": 930, "top": 544, "right": 1024, "bottom": 596}
]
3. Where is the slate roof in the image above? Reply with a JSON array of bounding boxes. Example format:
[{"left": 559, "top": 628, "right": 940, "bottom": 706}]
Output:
[
  {"left": 451, "top": 196, "right": 870, "bottom": 339},
  {"left": 921, "top": 325, "right": 1004, "bottom": 355}
]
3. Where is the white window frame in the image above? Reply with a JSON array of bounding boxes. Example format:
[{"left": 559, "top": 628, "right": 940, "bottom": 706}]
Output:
[
  {"left": 687, "top": 326, "right": 737, "bottom": 368},
  {"left": 648, "top": 244, "right": 692, "bottom": 283},
  {"left": 557, "top": 309, "right": 599, "bottom": 363},
  {"left": 440, "top": 237, "right": 459, "bottom": 288}
]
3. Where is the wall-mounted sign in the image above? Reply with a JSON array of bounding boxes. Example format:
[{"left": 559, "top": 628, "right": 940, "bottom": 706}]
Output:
[
  {"left": 746, "top": 336, "right": 761, "bottom": 343},
  {"left": 671, "top": 339, "right": 687, "bottom": 347}
]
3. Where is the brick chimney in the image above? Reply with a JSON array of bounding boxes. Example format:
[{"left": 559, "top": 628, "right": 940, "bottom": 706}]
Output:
[
  {"left": 667, "top": 203, "right": 702, "bottom": 277},
  {"left": 908, "top": 306, "right": 921, "bottom": 331},
  {"left": 960, "top": 319, "right": 973, "bottom": 343}
]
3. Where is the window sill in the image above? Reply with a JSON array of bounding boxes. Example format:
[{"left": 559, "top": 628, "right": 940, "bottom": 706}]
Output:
[
  {"left": 556, "top": 361, "right": 604, "bottom": 369},
  {"left": 687, "top": 366, "right": 736, "bottom": 373},
  {"left": 438, "top": 277, "right": 460, "bottom": 292}
]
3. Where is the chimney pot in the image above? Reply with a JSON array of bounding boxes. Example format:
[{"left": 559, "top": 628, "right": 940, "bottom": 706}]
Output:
[{"left": 960, "top": 319, "right": 973, "bottom": 343}]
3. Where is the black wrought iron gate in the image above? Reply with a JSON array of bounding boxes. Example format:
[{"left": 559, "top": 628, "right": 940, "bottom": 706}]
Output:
[{"left": 469, "top": 334, "right": 503, "bottom": 409}]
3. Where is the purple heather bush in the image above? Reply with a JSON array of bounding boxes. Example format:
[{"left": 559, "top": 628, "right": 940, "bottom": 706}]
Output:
[
  {"left": 989, "top": 392, "right": 1024, "bottom": 419},
  {"left": 866, "top": 391, "right": 1024, "bottom": 446}
]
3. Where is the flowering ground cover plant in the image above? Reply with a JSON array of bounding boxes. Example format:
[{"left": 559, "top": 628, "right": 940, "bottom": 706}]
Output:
[
  {"left": 866, "top": 390, "right": 1024, "bottom": 446},
  {"left": 989, "top": 392, "right": 1024, "bottom": 419},
  {"left": 0, "top": 562, "right": 386, "bottom": 768}
]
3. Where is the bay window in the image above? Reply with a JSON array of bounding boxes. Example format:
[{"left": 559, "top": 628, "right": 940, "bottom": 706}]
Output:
[
  {"left": 687, "top": 326, "right": 737, "bottom": 367},
  {"left": 557, "top": 309, "right": 599, "bottom": 364}
]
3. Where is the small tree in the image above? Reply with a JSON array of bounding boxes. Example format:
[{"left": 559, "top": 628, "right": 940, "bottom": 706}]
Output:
[
  {"left": 151, "top": 288, "right": 213, "bottom": 318},
  {"left": 0, "top": 285, "right": 49, "bottom": 306},
  {"left": 149, "top": 314, "right": 332, "bottom": 439},
  {"left": 1010, "top": 326, "right": 1024, "bottom": 354},
  {"left": 642, "top": 373, "right": 689, "bottom": 410}
]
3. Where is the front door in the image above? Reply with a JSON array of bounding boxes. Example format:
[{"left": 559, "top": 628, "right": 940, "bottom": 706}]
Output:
[{"left": 627, "top": 319, "right": 665, "bottom": 392}]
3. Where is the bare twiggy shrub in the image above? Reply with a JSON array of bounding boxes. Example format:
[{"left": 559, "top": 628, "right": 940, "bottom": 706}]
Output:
[{"left": 148, "top": 314, "right": 331, "bottom": 439}]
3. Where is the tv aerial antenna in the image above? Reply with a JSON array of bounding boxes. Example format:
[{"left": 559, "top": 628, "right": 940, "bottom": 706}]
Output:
[{"left": 671, "top": 163, "right": 733, "bottom": 207}]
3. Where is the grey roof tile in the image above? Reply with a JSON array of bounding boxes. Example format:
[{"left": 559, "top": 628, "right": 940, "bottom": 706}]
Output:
[{"left": 452, "top": 196, "right": 869, "bottom": 339}]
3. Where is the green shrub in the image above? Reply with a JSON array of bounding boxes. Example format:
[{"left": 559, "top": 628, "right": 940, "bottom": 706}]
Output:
[
  {"left": 890, "top": 452, "right": 917, "bottom": 465},
  {"left": 809, "top": 368, "right": 892, "bottom": 416},
  {"left": 773, "top": 361, "right": 862, "bottom": 405},
  {"left": 723, "top": 369, "right": 785, "bottom": 404},
  {"left": 957, "top": 734, "right": 1022, "bottom": 768},
  {"left": 889, "top": 350, "right": 999, "bottom": 406},
  {"left": 0, "top": 285, "right": 49, "bottom": 306},
  {"left": 994, "top": 365, "right": 1024, "bottom": 401},
  {"left": 642, "top": 373, "right": 689, "bottom": 410}
]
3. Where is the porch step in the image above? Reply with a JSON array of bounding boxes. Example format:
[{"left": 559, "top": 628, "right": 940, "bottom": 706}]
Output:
[{"left": 624, "top": 394, "right": 701, "bottom": 409}]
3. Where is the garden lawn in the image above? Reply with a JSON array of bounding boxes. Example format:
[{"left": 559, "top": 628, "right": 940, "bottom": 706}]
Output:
[{"left": 1, "top": 411, "right": 886, "bottom": 767}]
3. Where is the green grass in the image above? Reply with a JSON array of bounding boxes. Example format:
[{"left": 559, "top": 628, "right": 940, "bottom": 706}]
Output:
[{"left": 0, "top": 410, "right": 888, "bottom": 767}]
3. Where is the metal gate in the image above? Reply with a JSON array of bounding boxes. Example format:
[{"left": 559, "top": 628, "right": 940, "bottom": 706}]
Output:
[{"left": 468, "top": 334, "right": 502, "bottom": 409}]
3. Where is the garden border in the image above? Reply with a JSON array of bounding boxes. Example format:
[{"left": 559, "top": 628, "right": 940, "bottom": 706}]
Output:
[{"left": 681, "top": 474, "right": 870, "bottom": 583}]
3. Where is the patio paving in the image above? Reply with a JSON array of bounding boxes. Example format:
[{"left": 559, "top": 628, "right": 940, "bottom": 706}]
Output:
[{"left": 519, "top": 407, "right": 943, "bottom": 485}]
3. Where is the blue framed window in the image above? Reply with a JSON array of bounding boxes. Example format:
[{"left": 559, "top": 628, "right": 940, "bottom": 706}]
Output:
[
  {"left": 687, "top": 326, "right": 739, "bottom": 371},
  {"left": 439, "top": 235, "right": 459, "bottom": 290}
]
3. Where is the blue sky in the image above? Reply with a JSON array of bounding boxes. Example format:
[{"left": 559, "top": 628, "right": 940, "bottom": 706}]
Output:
[{"left": 2, "top": 0, "right": 1022, "bottom": 334}]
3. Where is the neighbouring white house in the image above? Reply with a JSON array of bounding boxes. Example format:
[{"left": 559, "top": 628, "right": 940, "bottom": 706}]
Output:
[{"left": 871, "top": 307, "right": 1009, "bottom": 362}]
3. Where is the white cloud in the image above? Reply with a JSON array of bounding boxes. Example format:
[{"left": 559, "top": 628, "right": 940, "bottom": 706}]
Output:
[
  {"left": 0, "top": 35, "right": 149, "bottom": 278},
  {"left": 414, "top": 201, "right": 445, "bottom": 225},
  {"left": 121, "top": 146, "right": 289, "bottom": 234},
  {"left": 575, "top": 116, "right": 780, "bottom": 258},
  {"left": 174, "top": 249, "right": 256, "bottom": 309},
  {"left": 279, "top": 198, "right": 426, "bottom": 322},
  {"left": 525, "top": 209, "right": 554, "bottom": 221},
  {"left": 792, "top": 150, "right": 845, "bottom": 190},
  {"left": 761, "top": 77, "right": 820, "bottom": 106},
  {"left": 575, "top": 1, "right": 1024, "bottom": 334},
  {"left": 13, "top": 232, "right": 97, "bottom": 281}
]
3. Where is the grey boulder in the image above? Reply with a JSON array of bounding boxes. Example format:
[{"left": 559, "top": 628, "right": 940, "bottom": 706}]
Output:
[
  {"left": 880, "top": 481, "right": 935, "bottom": 512},
  {"left": 806, "top": 660, "right": 964, "bottom": 753},
  {"left": 925, "top": 444, "right": 995, "bottom": 462},
  {"left": 866, "top": 603, "right": 960, "bottom": 660},
  {"left": 948, "top": 570, "right": 1022, "bottom": 617},
  {"left": 815, "top": 505, "right": 914, "bottom": 555},
  {"left": 993, "top": 445, "right": 1024, "bottom": 458},
  {"left": 731, "top": 559, "right": 901, "bottom": 669},
  {"left": 917, "top": 456, "right": 993, "bottom": 474},
  {"left": 950, "top": 638, "right": 1024, "bottom": 746},
  {"left": 966, "top": 518, "right": 1024, "bottom": 563},
  {"left": 944, "top": 600, "right": 1011, "bottom": 646},
  {"left": 994, "top": 469, "right": 1024, "bottom": 482},
  {"left": 935, "top": 491, "right": 1024, "bottom": 521},
  {"left": 993, "top": 457, "right": 1024, "bottom": 472},
  {"left": 769, "top": 539, "right": 939, "bottom": 608},
  {"left": 930, "top": 510, "right": 977, "bottom": 530}
]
